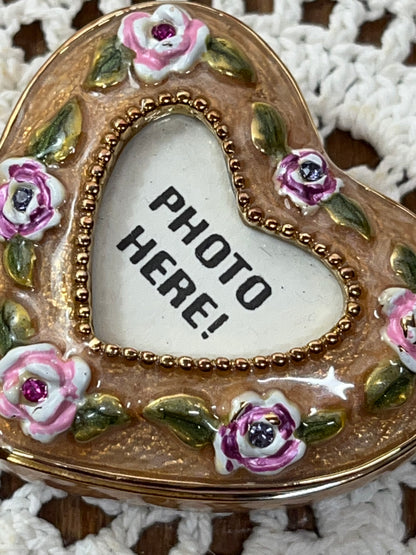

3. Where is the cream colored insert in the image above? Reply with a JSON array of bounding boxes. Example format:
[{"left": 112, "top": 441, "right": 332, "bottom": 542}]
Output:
[{"left": 91, "top": 115, "right": 344, "bottom": 357}]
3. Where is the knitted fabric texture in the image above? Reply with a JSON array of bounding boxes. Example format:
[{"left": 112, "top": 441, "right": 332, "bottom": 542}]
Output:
[{"left": 0, "top": 0, "right": 416, "bottom": 553}]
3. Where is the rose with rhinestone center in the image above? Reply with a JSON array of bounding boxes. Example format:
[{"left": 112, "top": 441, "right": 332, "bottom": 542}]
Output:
[
  {"left": 0, "top": 343, "right": 90, "bottom": 442},
  {"left": 213, "top": 391, "right": 306, "bottom": 475},
  {"left": 117, "top": 4, "right": 210, "bottom": 83},
  {"left": 0, "top": 157, "right": 65, "bottom": 241},
  {"left": 379, "top": 288, "right": 416, "bottom": 372},
  {"left": 274, "top": 149, "right": 342, "bottom": 215}
]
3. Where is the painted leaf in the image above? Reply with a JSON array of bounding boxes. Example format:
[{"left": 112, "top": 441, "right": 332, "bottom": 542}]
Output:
[
  {"left": 295, "top": 410, "right": 345, "bottom": 444},
  {"left": 322, "top": 192, "right": 372, "bottom": 240},
  {"left": 390, "top": 244, "right": 416, "bottom": 292},
  {"left": 0, "top": 317, "right": 12, "bottom": 358},
  {"left": 203, "top": 36, "right": 256, "bottom": 83},
  {"left": 143, "top": 394, "right": 219, "bottom": 449},
  {"left": 3, "top": 235, "right": 36, "bottom": 287},
  {"left": 251, "top": 102, "right": 289, "bottom": 158},
  {"left": 28, "top": 98, "right": 82, "bottom": 165},
  {"left": 0, "top": 299, "right": 34, "bottom": 357},
  {"left": 365, "top": 360, "right": 415, "bottom": 410},
  {"left": 85, "top": 35, "right": 133, "bottom": 89},
  {"left": 72, "top": 393, "right": 130, "bottom": 442}
]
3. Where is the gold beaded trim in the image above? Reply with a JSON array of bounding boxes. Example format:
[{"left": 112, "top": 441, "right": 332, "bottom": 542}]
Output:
[{"left": 74, "top": 90, "right": 362, "bottom": 372}]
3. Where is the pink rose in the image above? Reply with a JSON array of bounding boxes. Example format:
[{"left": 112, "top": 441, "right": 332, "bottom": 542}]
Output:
[
  {"left": 213, "top": 391, "right": 306, "bottom": 475},
  {"left": 118, "top": 4, "right": 209, "bottom": 83},
  {"left": 379, "top": 287, "right": 416, "bottom": 372},
  {"left": 0, "top": 157, "right": 65, "bottom": 241},
  {"left": 0, "top": 343, "right": 90, "bottom": 442},
  {"left": 274, "top": 149, "right": 342, "bottom": 214}
]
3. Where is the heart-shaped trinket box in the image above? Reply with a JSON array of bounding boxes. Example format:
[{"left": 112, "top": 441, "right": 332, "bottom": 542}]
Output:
[{"left": 0, "top": 2, "right": 416, "bottom": 510}]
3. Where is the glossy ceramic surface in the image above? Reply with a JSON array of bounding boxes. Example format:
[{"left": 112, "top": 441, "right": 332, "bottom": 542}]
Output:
[{"left": 0, "top": 2, "right": 416, "bottom": 509}]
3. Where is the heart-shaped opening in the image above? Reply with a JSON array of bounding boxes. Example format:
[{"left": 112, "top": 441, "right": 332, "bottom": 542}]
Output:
[{"left": 90, "top": 114, "right": 344, "bottom": 358}]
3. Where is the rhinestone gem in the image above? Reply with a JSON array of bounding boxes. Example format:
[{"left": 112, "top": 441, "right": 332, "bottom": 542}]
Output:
[
  {"left": 299, "top": 161, "right": 323, "bottom": 182},
  {"left": 21, "top": 378, "right": 48, "bottom": 403},
  {"left": 12, "top": 186, "right": 33, "bottom": 212},
  {"left": 248, "top": 421, "right": 275, "bottom": 448},
  {"left": 151, "top": 23, "right": 176, "bottom": 41}
]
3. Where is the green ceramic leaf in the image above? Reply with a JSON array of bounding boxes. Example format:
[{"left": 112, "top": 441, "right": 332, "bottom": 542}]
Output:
[
  {"left": 28, "top": 98, "right": 82, "bottom": 165},
  {"left": 322, "top": 192, "right": 372, "bottom": 240},
  {"left": 72, "top": 393, "right": 130, "bottom": 442},
  {"left": 295, "top": 410, "right": 345, "bottom": 444},
  {"left": 0, "top": 317, "right": 12, "bottom": 357},
  {"left": 203, "top": 36, "right": 257, "bottom": 83},
  {"left": 143, "top": 394, "right": 219, "bottom": 449},
  {"left": 390, "top": 244, "right": 416, "bottom": 292},
  {"left": 0, "top": 299, "right": 34, "bottom": 357},
  {"left": 85, "top": 35, "right": 133, "bottom": 89},
  {"left": 3, "top": 235, "right": 36, "bottom": 287},
  {"left": 251, "top": 102, "right": 289, "bottom": 158},
  {"left": 365, "top": 360, "right": 415, "bottom": 410}
]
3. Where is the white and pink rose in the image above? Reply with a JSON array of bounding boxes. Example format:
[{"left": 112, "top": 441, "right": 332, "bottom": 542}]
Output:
[
  {"left": 274, "top": 149, "right": 342, "bottom": 214},
  {"left": 213, "top": 390, "right": 306, "bottom": 475},
  {"left": 0, "top": 343, "right": 90, "bottom": 442},
  {"left": 379, "top": 288, "right": 416, "bottom": 372},
  {"left": 117, "top": 4, "right": 209, "bottom": 83},
  {"left": 0, "top": 157, "right": 65, "bottom": 241}
]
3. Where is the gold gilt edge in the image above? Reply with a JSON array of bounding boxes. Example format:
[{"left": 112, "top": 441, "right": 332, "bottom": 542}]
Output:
[
  {"left": 73, "top": 91, "right": 362, "bottom": 371},
  {"left": 1, "top": 431, "right": 413, "bottom": 506}
]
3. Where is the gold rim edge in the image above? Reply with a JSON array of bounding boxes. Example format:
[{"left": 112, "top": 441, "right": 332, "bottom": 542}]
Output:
[
  {"left": 77, "top": 93, "right": 362, "bottom": 369},
  {"left": 0, "top": 436, "right": 412, "bottom": 505}
]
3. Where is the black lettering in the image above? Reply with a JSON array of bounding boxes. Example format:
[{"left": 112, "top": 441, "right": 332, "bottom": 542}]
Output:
[
  {"left": 149, "top": 186, "right": 185, "bottom": 213},
  {"left": 168, "top": 206, "right": 209, "bottom": 245},
  {"left": 219, "top": 252, "right": 252, "bottom": 284},
  {"left": 201, "top": 313, "right": 229, "bottom": 339},
  {"left": 182, "top": 293, "right": 218, "bottom": 329},
  {"left": 117, "top": 225, "right": 156, "bottom": 264},
  {"left": 195, "top": 234, "right": 231, "bottom": 268},
  {"left": 140, "top": 251, "right": 176, "bottom": 285},
  {"left": 158, "top": 269, "right": 196, "bottom": 308},
  {"left": 236, "top": 276, "right": 272, "bottom": 310}
]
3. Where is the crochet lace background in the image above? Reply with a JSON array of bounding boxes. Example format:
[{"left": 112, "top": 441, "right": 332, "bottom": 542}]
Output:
[{"left": 0, "top": 0, "right": 416, "bottom": 553}]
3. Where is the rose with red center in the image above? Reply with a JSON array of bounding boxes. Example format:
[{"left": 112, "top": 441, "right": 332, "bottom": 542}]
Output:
[
  {"left": 0, "top": 343, "right": 90, "bottom": 442},
  {"left": 0, "top": 157, "right": 65, "bottom": 241},
  {"left": 379, "top": 288, "right": 416, "bottom": 372},
  {"left": 213, "top": 391, "right": 306, "bottom": 475},
  {"left": 274, "top": 149, "right": 342, "bottom": 215},
  {"left": 117, "top": 4, "right": 209, "bottom": 83}
]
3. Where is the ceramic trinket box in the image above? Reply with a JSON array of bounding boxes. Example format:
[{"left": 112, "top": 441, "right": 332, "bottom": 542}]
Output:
[{"left": 0, "top": 2, "right": 416, "bottom": 509}]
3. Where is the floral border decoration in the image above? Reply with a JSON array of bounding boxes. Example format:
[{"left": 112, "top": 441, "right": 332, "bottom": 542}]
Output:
[
  {"left": 0, "top": 98, "right": 82, "bottom": 288},
  {"left": 144, "top": 391, "right": 344, "bottom": 475},
  {"left": 0, "top": 299, "right": 129, "bottom": 443},
  {"left": 365, "top": 244, "right": 416, "bottom": 411},
  {"left": 251, "top": 102, "right": 372, "bottom": 240},
  {"left": 2, "top": 2, "right": 408, "bottom": 457},
  {"left": 0, "top": 36, "right": 125, "bottom": 442},
  {"left": 85, "top": 4, "right": 256, "bottom": 89}
]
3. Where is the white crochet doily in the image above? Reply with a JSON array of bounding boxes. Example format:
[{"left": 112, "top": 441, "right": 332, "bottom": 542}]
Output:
[{"left": 0, "top": 0, "right": 416, "bottom": 553}]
